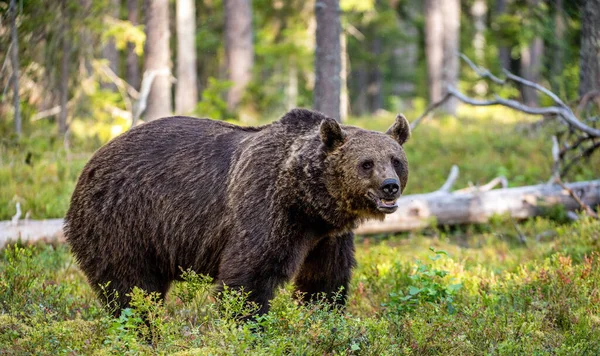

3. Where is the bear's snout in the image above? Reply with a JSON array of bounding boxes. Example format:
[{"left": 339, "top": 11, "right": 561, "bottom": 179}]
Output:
[{"left": 380, "top": 178, "right": 400, "bottom": 198}]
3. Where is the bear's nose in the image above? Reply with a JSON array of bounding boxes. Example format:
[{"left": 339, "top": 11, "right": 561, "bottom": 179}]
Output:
[{"left": 381, "top": 179, "right": 400, "bottom": 195}]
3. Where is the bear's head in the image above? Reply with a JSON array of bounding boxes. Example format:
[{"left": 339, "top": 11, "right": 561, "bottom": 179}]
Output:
[{"left": 319, "top": 114, "right": 410, "bottom": 220}]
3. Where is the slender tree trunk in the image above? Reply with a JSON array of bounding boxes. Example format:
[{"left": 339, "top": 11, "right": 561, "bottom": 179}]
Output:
[
  {"left": 224, "top": 0, "right": 254, "bottom": 112},
  {"left": 102, "top": 0, "right": 120, "bottom": 90},
  {"left": 313, "top": 0, "right": 341, "bottom": 121},
  {"left": 368, "top": 36, "right": 383, "bottom": 113},
  {"left": 143, "top": 0, "right": 172, "bottom": 121},
  {"left": 495, "top": 0, "right": 511, "bottom": 70},
  {"left": 354, "top": 67, "right": 367, "bottom": 116},
  {"left": 286, "top": 57, "right": 298, "bottom": 111},
  {"left": 471, "top": 0, "right": 487, "bottom": 63},
  {"left": 550, "top": 0, "right": 565, "bottom": 91},
  {"left": 59, "top": 0, "right": 70, "bottom": 135},
  {"left": 9, "top": 0, "right": 21, "bottom": 136},
  {"left": 520, "top": 0, "right": 544, "bottom": 107},
  {"left": 175, "top": 0, "right": 198, "bottom": 114},
  {"left": 425, "top": 0, "right": 444, "bottom": 104},
  {"left": 441, "top": 0, "right": 460, "bottom": 115},
  {"left": 340, "top": 31, "right": 348, "bottom": 121},
  {"left": 126, "top": 0, "right": 140, "bottom": 89},
  {"left": 579, "top": 0, "right": 600, "bottom": 96}
]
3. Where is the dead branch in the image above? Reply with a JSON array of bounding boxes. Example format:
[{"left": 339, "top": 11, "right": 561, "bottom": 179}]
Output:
[
  {"left": 437, "top": 165, "right": 459, "bottom": 193},
  {"left": 553, "top": 177, "right": 598, "bottom": 218},
  {"left": 410, "top": 92, "right": 451, "bottom": 130}
]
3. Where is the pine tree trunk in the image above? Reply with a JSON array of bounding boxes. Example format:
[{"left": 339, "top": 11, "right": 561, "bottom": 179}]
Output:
[
  {"left": 550, "top": 0, "right": 565, "bottom": 91},
  {"left": 425, "top": 0, "right": 444, "bottom": 104},
  {"left": 521, "top": 37, "right": 544, "bottom": 107},
  {"left": 102, "top": 0, "right": 120, "bottom": 90},
  {"left": 354, "top": 67, "right": 367, "bottom": 116},
  {"left": 441, "top": 0, "right": 460, "bottom": 115},
  {"left": 521, "top": 0, "right": 544, "bottom": 107},
  {"left": 313, "top": 0, "right": 341, "bottom": 121},
  {"left": 286, "top": 58, "right": 298, "bottom": 111},
  {"left": 176, "top": 0, "right": 198, "bottom": 115},
  {"left": 9, "top": 0, "right": 20, "bottom": 136},
  {"left": 368, "top": 36, "right": 383, "bottom": 113},
  {"left": 143, "top": 0, "right": 172, "bottom": 121},
  {"left": 579, "top": 0, "right": 600, "bottom": 96},
  {"left": 58, "top": 0, "right": 69, "bottom": 135},
  {"left": 340, "top": 31, "right": 348, "bottom": 121},
  {"left": 471, "top": 0, "right": 487, "bottom": 63},
  {"left": 224, "top": 0, "right": 254, "bottom": 112},
  {"left": 495, "top": 0, "right": 511, "bottom": 70},
  {"left": 126, "top": 0, "right": 140, "bottom": 89}
]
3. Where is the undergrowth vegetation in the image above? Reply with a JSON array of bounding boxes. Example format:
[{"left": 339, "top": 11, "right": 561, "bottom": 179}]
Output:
[
  {"left": 1, "top": 109, "right": 599, "bottom": 354},
  {"left": 0, "top": 217, "right": 599, "bottom": 354}
]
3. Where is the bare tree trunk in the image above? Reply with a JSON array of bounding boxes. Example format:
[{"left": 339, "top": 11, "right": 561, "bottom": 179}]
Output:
[
  {"left": 495, "top": 0, "right": 511, "bottom": 70},
  {"left": 224, "top": 0, "right": 254, "bottom": 112},
  {"left": 59, "top": 0, "right": 69, "bottom": 135},
  {"left": 340, "top": 31, "right": 348, "bottom": 121},
  {"left": 368, "top": 37, "right": 383, "bottom": 113},
  {"left": 9, "top": 0, "right": 21, "bottom": 136},
  {"left": 579, "top": 0, "right": 600, "bottom": 97},
  {"left": 176, "top": 0, "right": 198, "bottom": 115},
  {"left": 521, "top": 37, "right": 544, "bottom": 106},
  {"left": 471, "top": 0, "right": 487, "bottom": 63},
  {"left": 102, "top": 0, "right": 120, "bottom": 90},
  {"left": 143, "top": 0, "right": 172, "bottom": 121},
  {"left": 441, "top": 0, "right": 460, "bottom": 115},
  {"left": 286, "top": 58, "right": 298, "bottom": 111},
  {"left": 550, "top": 0, "right": 565, "bottom": 91},
  {"left": 313, "top": 0, "right": 341, "bottom": 121},
  {"left": 521, "top": 0, "right": 544, "bottom": 107},
  {"left": 425, "top": 0, "right": 444, "bottom": 104},
  {"left": 354, "top": 67, "right": 367, "bottom": 116},
  {"left": 126, "top": 0, "right": 140, "bottom": 89}
]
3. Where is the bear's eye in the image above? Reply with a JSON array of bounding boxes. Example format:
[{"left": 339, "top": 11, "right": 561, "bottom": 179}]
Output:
[
  {"left": 392, "top": 158, "right": 401, "bottom": 167},
  {"left": 361, "top": 160, "right": 374, "bottom": 170}
]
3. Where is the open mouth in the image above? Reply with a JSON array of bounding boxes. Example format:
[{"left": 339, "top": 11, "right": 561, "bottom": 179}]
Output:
[{"left": 367, "top": 193, "right": 399, "bottom": 213}]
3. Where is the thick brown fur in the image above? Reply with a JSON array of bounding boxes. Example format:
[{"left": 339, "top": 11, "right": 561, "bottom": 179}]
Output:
[{"left": 65, "top": 108, "right": 410, "bottom": 315}]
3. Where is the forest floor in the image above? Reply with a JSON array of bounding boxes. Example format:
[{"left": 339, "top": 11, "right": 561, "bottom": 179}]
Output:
[{"left": 1, "top": 108, "right": 599, "bottom": 354}]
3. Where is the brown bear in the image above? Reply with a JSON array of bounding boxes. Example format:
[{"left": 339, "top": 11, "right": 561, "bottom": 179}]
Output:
[{"left": 65, "top": 108, "right": 410, "bottom": 315}]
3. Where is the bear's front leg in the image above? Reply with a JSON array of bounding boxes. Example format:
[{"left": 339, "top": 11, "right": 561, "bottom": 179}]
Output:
[
  {"left": 294, "top": 232, "right": 356, "bottom": 306},
  {"left": 216, "top": 238, "right": 312, "bottom": 317}
]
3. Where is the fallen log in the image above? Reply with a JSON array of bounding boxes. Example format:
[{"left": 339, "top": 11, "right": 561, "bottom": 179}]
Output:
[
  {"left": 355, "top": 179, "right": 600, "bottom": 235},
  {"left": 1, "top": 180, "right": 599, "bottom": 247},
  {"left": 0, "top": 218, "right": 64, "bottom": 248}
]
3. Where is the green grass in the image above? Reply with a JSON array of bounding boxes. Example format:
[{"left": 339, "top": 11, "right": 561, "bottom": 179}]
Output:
[
  {"left": 0, "top": 217, "right": 599, "bottom": 354},
  {"left": 1, "top": 108, "right": 599, "bottom": 354}
]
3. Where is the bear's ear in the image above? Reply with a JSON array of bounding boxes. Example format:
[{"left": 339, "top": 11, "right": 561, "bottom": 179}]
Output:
[
  {"left": 320, "top": 118, "right": 346, "bottom": 151},
  {"left": 386, "top": 114, "right": 411, "bottom": 145}
]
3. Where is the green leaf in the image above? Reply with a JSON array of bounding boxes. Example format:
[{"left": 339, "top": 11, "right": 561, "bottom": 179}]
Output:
[{"left": 408, "top": 286, "right": 421, "bottom": 296}]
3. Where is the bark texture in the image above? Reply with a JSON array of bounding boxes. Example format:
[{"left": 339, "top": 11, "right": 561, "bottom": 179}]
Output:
[
  {"left": 143, "top": 0, "right": 172, "bottom": 121},
  {"left": 579, "top": 0, "right": 600, "bottom": 96},
  {"left": 176, "top": 0, "right": 198, "bottom": 115},
  {"left": 521, "top": 0, "right": 544, "bottom": 107},
  {"left": 356, "top": 180, "right": 600, "bottom": 234},
  {"left": 495, "top": 0, "right": 511, "bottom": 70},
  {"left": 441, "top": 0, "right": 460, "bottom": 114},
  {"left": 102, "top": 0, "right": 121, "bottom": 90},
  {"left": 126, "top": 0, "right": 140, "bottom": 89},
  {"left": 9, "top": 0, "right": 20, "bottom": 136},
  {"left": 424, "top": 0, "right": 444, "bottom": 104},
  {"left": 59, "top": 0, "right": 69, "bottom": 135},
  {"left": 313, "top": 0, "right": 341, "bottom": 121},
  {"left": 224, "top": 0, "right": 254, "bottom": 112}
]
